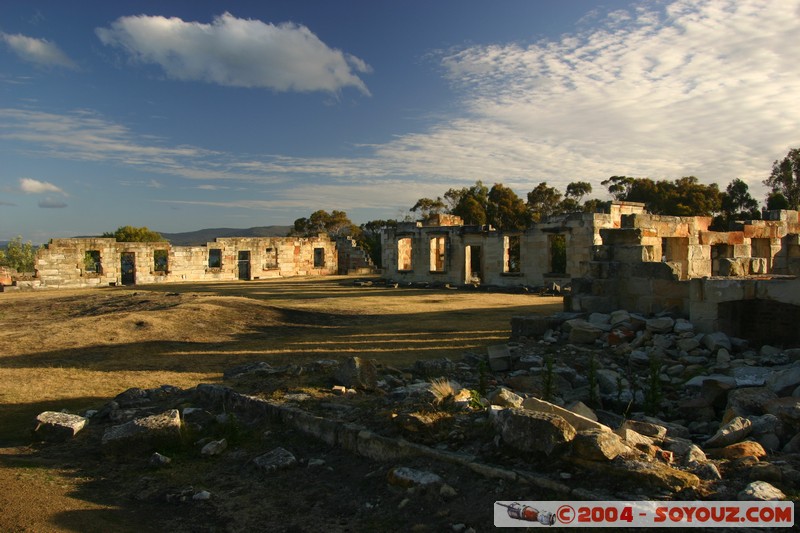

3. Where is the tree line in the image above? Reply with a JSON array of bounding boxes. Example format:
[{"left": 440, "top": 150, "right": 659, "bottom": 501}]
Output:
[{"left": 288, "top": 147, "right": 800, "bottom": 266}]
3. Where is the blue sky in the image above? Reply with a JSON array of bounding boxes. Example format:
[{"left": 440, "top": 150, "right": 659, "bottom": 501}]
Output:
[{"left": 2, "top": 0, "right": 799, "bottom": 242}]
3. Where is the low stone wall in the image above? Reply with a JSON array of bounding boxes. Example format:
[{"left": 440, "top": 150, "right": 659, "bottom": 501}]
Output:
[{"left": 33, "top": 235, "right": 343, "bottom": 288}]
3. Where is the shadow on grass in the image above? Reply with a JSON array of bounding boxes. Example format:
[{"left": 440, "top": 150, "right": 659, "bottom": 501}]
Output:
[
  {"left": 0, "top": 411, "right": 222, "bottom": 532},
  {"left": 0, "top": 396, "right": 107, "bottom": 445},
  {"left": 0, "top": 300, "right": 556, "bottom": 374}
]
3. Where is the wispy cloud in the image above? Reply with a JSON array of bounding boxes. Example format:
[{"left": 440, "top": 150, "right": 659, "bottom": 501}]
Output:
[
  {"left": 96, "top": 12, "right": 371, "bottom": 95},
  {"left": 19, "top": 177, "right": 65, "bottom": 195},
  {"left": 0, "top": 32, "right": 77, "bottom": 69},
  {"left": 38, "top": 197, "right": 68, "bottom": 208},
  {"left": 418, "top": 0, "right": 800, "bottom": 191},
  {"left": 156, "top": 180, "right": 450, "bottom": 214},
  {"left": 0, "top": 108, "right": 252, "bottom": 181},
  {"left": 0, "top": 201, "right": 17, "bottom": 207}
]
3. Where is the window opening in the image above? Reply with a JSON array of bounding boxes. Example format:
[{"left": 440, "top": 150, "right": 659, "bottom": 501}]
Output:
[
  {"left": 504, "top": 236, "right": 521, "bottom": 273},
  {"left": 549, "top": 234, "right": 567, "bottom": 274},
  {"left": 264, "top": 247, "right": 279, "bottom": 269},
  {"left": 397, "top": 237, "right": 412, "bottom": 271},
  {"left": 84, "top": 250, "right": 101, "bottom": 273},
  {"left": 429, "top": 236, "right": 446, "bottom": 272},
  {"left": 314, "top": 247, "right": 325, "bottom": 267},
  {"left": 208, "top": 249, "right": 222, "bottom": 269},
  {"left": 238, "top": 250, "right": 251, "bottom": 280},
  {"left": 154, "top": 250, "right": 168, "bottom": 272}
]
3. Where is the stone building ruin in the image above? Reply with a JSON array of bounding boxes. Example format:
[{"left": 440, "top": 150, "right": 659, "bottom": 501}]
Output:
[
  {"left": 381, "top": 203, "right": 648, "bottom": 289},
  {"left": 23, "top": 234, "right": 373, "bottom": 289},
  {"left": 382, "top": 203, "right": 800, "bottom": 346},
  {"left": 6, "top": 200, "right": 800, "bottom": 347}
]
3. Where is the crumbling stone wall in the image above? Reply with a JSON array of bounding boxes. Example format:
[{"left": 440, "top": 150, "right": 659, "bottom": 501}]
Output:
[
  {"left": 36, "top": 238, "right": 119, "bottom": 287},
  {"left": 568, "top": 209, "right": 800, "bottom": 344},
  {"left": 336, "top": 237, "right": 376, "bottom": 275},
  {"left": 381, "top": 202, "right": 645, "bottom": 287},
  {"left": 34, "top": 235, "right": 340, "bottom": 288}
]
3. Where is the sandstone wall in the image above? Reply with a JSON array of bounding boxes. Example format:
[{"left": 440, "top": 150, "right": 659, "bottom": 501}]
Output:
[
  {"left": 380, "top": 209, "right": 628, "bottom": 287},
  {"left": 569, "top": 210, "right": 800, "bottom": 341},
  {"left": 35, "top": 235, "right": 341, "bottom": 288}
]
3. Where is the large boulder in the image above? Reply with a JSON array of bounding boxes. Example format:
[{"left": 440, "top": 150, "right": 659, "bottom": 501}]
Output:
[
  {"left": 101, "top": 409, "right": 183, "bottom": 453},
  {"left": 252, "top": 447, "right": 298, "bottom": 474},
  {"left": 708, "top": 441, "right": 767, "bottom": 460},
  {"left": 521, "top": 397, "right": 611, "bottom": 433},
  {"left": 704, "top": 416, "right": 752, "bottom": 448},
  {"left": 738, "top": 481, "right": 786, "bottom": 501},
  {"left": 33, "top": 412, "right": 88, "bottom": 442},
  {"left": 645, "top": 317, "right": 674, "bottom": 334},
  {"left": 702, "top": 331, "right": 732, "bottom": 353},
  {"left": 495, "top": 408, "right": 576, "bottom": 456},
  {"left": 620, "top": 419, "right": 667, "bottom": 440},
  {"left": 572, "top": 430, "right": 628, "bottom": 461},
  {"left": 733, "top": 366, "right": 771, "bottom": 387},
  {"left": 723, "top": 387, "right": 778, "bottom": 422},
  {"left": 565, "top": 319, "right": 604, "bottom": 345},
  {"left": 488, "top": 387, "right": 524, "bottom": 408},
  {"left": 765, "top": 397, "right": 800, "bottom": 426},
  {"left": 335, "top": 357, "right": 378, "bottom": 390},
  {"left": 387, "top": 467, "right": 443, "bottom": 488},
  {"left": 766, "top": 367, "right": 800, "bottom": 396}
]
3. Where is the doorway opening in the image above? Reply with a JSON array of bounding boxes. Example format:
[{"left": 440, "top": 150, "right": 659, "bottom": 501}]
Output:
[
  {"left": 238, "top": 250, "right": 251, "bottom": 280},
  {"left": 121, "top": 252, "right": 135, "bottom": 285},
  {"left": 465, "top": 245, "right": 483, "bottom": 283}
]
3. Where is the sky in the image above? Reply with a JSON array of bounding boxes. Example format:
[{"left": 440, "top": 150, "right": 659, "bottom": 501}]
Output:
[{"left": 1, "top": 0, "right": 800, "bottom": 243}]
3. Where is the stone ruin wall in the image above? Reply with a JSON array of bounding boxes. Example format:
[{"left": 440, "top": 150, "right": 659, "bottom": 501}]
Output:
[
  {"left": 30, "top": 235, "right": 341, "bottom": 289},
  {"left": 568, "top": 209, "right": 800, "bottom": 344},
  {"left": 380, "top": 204, "right": 800, "bottom": 346},
  {"left": 381, "top": 202, "right": 646, "bottom": 288}
]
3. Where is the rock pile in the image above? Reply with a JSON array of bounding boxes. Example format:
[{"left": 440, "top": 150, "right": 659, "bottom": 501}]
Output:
[
  {"left": 31, "top": 309, "right": 799, "bottom": 526},
  {"left": 504, "top": 309, "right": 800, "bottom": 499}
]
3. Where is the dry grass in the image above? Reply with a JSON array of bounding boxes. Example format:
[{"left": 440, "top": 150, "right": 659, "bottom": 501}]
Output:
[
  {"left": 429, "top": 378, "right": 460, "bottom": 405},
  {"left": 0, "top": 276, "right": 561, "bottom": 442}
]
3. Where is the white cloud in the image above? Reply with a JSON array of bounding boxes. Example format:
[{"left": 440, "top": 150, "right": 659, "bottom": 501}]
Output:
[
  {"left": 412, "top": 0, "right": 800, "bottom": 194},
  {"left": 19, "top": 177, "right": 65, "bottom": 195},
  {"left": 96, "top": 12, "right": 370, "bottom": 95},
  {"left": 0, "top": 32, "right": 77, "bottom": 69}
]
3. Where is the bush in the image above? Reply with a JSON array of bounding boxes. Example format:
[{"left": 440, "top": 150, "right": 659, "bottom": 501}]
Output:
[{"left": 0, "top": 236, "right": 38, "bottom": 272}]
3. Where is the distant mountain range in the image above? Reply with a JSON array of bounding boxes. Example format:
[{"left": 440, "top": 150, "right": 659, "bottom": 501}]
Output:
[
  {"left": 2, "top": 226, "right": 294, "bottom": 248},
  {"left": 158, "top": 226, "right": 293, "bottom": 246}
]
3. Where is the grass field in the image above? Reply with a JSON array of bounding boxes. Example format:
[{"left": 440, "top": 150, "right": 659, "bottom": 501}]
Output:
[{"left": 0, "top": 276, "right": 562, "bottom": 444}]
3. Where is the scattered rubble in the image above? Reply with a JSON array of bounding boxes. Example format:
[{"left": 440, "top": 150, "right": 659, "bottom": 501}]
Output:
[{"left": 30, "top": 307, "right": 800, "bottom": 529}]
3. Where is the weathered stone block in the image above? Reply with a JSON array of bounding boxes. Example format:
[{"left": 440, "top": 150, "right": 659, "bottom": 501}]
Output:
[
  {"left": 102, "top": 409, "right": 183, "bottom": 453},
  {"left": 33, "top": 411, "right": 88, "bottom": 442},
  {"left": 495, "top": 408, "right": 576, "bottom": 456},
  {"left": 572, "top": 430, "right": 628, "bottom": 461},
  {"left": 335, "top": 356, "right": 378, "bottom": 390},
  {"left": 252, "top": 447, "right": 297, "bottom": 473},
  {"left": 521, "top": 397, "right": 610, "bottom": 433}
]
